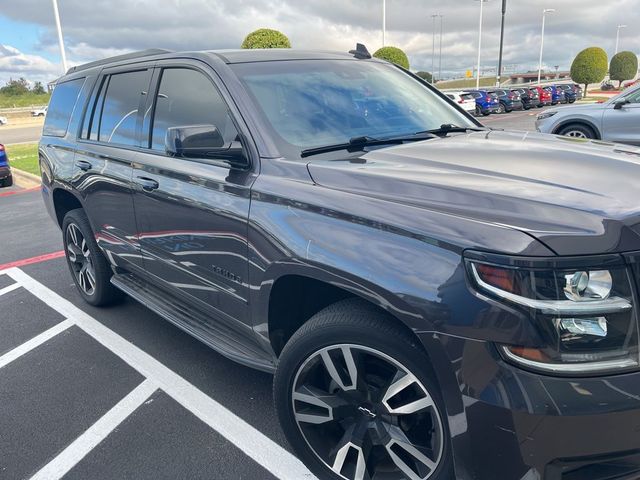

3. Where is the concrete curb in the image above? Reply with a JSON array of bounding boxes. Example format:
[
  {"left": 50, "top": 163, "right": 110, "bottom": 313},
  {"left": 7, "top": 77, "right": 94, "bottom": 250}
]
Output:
[{"left": 12, "top": 168, "right": 40, "bottom": 189}]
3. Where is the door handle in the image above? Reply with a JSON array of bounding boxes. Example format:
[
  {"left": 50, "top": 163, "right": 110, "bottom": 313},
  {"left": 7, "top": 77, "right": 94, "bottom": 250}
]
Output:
[
  {"left": 75, "top": 160, "right": 92, "bottom": 171},
  {"left": 135, "top": 176, "right": 159, "bottom": 192}
]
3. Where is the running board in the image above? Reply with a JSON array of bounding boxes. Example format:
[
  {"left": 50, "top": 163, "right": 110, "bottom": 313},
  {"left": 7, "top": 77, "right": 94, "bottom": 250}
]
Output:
[{"left": 111, "top": 273, "right": 275, "bottom": 372}]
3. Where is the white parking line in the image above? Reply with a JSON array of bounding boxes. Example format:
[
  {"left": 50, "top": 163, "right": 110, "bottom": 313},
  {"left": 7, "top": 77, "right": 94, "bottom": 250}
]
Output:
[
  {"left": 0, "top": 282, "right": 21, "bottom": 296},
  {"left": 1, "top": 267, "right": 315, "bottom": 480},
  {"left": 0, "top": 318, "right": 74, "bottom": 369},
  {"left": 30, "top": 379, "right": 158, "bottom": 480}
]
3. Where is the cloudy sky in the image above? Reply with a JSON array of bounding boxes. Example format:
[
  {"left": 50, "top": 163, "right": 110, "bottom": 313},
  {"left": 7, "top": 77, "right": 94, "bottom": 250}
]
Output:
[{"left": 0, "top": 0, "right": 638, "bottom": 85}]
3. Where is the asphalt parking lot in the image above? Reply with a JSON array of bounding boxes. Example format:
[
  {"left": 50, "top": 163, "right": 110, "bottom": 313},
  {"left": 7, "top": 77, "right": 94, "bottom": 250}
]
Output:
[
  {"left": 0, "top": 187, "right": 315, "bottom": 479},
  {"left": 480, "top": 104, "right": 555, "bottom": 131}
]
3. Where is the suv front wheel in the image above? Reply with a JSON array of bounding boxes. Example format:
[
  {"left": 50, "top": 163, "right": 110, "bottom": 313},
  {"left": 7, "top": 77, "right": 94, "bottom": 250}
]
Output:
[
  {"left": 62, "top": 209, "right": 123, "bottom": 306},
  {"left": 274, "top": 299, "right": 452, "bottom": 480}
]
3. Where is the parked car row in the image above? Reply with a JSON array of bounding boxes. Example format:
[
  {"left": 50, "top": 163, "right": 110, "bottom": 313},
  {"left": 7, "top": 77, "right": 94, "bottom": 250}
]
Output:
[{"left": 445, "top": 83, "right": 583, "bottom": 117}]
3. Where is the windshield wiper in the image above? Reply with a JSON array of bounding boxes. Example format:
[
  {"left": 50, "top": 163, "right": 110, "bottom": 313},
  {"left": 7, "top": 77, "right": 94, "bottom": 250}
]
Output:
[
  {"left": 300, "top": 132, "right": 435, "bottom": 158},
  {"left": 421, "top": 124, "right": 488, "bottom": 136}
]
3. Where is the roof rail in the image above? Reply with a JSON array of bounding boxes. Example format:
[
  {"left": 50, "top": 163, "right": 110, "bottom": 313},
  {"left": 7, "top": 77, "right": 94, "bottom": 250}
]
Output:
[{"left": 65, "top": 48, "right": 172, "bottom": 75}]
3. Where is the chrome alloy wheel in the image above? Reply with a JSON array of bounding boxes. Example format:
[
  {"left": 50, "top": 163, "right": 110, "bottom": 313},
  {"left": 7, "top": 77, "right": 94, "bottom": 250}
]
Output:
[
  {"left": 291, "top": 344, "right": 444, "bottom": 480},
  {"left": 66, "top": 223, "right": 96, "bottom": 296},
  {"left": 564, "top": 130, "right": 588, "bottom": 138}
]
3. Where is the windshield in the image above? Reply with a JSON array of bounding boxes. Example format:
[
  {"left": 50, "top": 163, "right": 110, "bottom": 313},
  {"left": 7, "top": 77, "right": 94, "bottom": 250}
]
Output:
[{"left": 231, "top": 59, "right": 475, "bottom": 158}]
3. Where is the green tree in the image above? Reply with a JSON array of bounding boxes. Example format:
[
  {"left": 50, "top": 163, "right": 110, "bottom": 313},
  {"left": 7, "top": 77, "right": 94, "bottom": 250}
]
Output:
[
  {"left": 373, "top": 46, "right": 410, "bottom": 70},
  {"left": 32, "top": 81, "right": 46, "bottom": 95},
  {"left": 415, "top": 71, "right": 433, "bottom": 83},
  {"left": 570, "top": 47, "right": 608, "bottom": 98},
  {"left": 610, "top": 51, "right": 638, "bottom": 88},
  {"left": 241, "top": 28, "right": 291, "bottom": 49},
  {"left": 0, "top": 77, "right": 30, "bottom": 96}
]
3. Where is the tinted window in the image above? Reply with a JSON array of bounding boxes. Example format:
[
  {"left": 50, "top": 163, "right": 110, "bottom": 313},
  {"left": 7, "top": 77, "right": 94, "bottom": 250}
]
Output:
[
  {"left": 96, "top": 70, "right": 150, "bottom": 146},
  {"left": 625, "top": 87, "right": 640, "bottom": 104},
  {"left": 446, "top": 94, "right": 454, "bottom": 100},
  {"left": 43, "top": 78, "right": 86, "bottom": 137},
  {"left": 470, "top": 92, "right": 482, "bottom": 99},
  {"left": 150, "top": 68, "right": 236, "bottom": 151}
]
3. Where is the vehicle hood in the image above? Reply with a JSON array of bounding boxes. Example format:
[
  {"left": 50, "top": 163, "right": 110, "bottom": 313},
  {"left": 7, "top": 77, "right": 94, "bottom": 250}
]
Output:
[
  {"left": 547, "top": 103, "right": 607, "bottom": 115},
  {"left": 307, "top": 130, "right": 640, "bottom": 255}
]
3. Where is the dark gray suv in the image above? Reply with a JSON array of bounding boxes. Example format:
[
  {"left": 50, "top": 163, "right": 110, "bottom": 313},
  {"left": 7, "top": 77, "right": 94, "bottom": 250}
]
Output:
[{"left": 40, "top": 47, "right": 640, "bottom": 480}]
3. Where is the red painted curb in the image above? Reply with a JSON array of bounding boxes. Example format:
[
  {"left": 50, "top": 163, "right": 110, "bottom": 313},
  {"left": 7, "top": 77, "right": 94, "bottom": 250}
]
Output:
[
  {"left": 0, "top": 186, "right": 40, "bottom": 198},
  {"left": 0, "top": 250, "right": 66, "bottom": 271}
]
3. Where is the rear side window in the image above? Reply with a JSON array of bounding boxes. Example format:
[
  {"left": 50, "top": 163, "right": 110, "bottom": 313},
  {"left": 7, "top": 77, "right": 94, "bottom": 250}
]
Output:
[
  {"left": 461, "top": 94, "right": 474, "bottom": 101},
  {"left": 86, "top": 69, "right": 150, "bottom": 146},
  {"left": 43, "top": 78, "right": 86, "bottom": 137},
  {"left": 148, "top": 68, "right": 236, "bottom": 151}
]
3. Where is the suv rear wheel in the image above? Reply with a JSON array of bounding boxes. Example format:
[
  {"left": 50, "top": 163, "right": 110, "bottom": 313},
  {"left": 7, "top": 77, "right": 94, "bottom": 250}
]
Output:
[
  {"left": 274, "top": 299, "right": 452, "bottom": 480},
  {"left": 62, "top": 209, "right": 123, "bottom": 306},
  {"left": 557, "top": 123, "right": 596, "bottom": 139}
]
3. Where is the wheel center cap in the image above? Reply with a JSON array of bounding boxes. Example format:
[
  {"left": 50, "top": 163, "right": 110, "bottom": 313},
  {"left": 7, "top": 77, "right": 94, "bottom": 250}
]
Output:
[{"left": 357, "top": 405, "right": 377, "bottom": 419}]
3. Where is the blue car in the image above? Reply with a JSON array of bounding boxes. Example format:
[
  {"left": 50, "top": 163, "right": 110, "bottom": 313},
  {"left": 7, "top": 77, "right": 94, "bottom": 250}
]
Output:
[
  {"left": 465, "top": 89, "right": 500, "bottom": 116},
  {"left": 556, "top": 84, "right": 577, "bottom": 104},
  {"left": 543, "top": 85, "right": 566, "bottom": 105},
  {"left": 0, "top": 144, "right": 13, "bottom": 187}
]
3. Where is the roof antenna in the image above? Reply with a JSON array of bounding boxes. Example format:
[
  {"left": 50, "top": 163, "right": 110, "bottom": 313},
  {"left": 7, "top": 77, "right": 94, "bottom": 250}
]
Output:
[{"left": 349, "top": 43, "right": 372, "bottom": 59}]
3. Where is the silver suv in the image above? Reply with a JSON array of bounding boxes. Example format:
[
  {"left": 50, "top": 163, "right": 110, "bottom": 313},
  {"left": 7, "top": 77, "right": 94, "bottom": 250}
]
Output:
[{"left": 536, "top": 84, "right": 640, "bottom": 145}]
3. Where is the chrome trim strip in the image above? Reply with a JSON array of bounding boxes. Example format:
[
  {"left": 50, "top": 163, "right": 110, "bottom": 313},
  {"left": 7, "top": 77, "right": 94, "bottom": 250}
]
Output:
[{"left": 501, "top": 346, "right": 638, "bottom": 373}]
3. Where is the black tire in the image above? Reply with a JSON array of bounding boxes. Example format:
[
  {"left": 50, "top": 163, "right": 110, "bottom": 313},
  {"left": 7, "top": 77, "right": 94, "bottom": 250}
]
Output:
[
  {"left": 482, "top": 110, "right": 490, "bottom": 116},
  {"left": 475, "top": 105, "right": 481, "bottom": 116},
  {"left": 497, "top": 103, "right": 506, "bottom": 114},
  {"left": 274, "top": 298, "right": 453, "bottom": 480},
  {"left": 537, "top": 104, "right": 544, "bottom": 108},
  {"left": 0, "top": 175, "right": 12, "bottom": 187},
  {"left": 557, "top": 123, "right": 596, "bottom": 140},
  {"left": 62, "top": 209, "right": 123, "bottom": 306}
]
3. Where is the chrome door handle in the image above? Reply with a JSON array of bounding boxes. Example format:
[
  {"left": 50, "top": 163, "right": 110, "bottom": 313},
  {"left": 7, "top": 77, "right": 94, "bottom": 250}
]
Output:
[{"left": 135, "top": 176, "right": 159, "bottom": 192}]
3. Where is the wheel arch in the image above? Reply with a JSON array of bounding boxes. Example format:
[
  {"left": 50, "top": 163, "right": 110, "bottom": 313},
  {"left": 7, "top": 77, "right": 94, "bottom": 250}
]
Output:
[
  {"left": 261, "top": 263, "right": 434, "bottom": 358},
  {"left": 52, "top": 187, "right": 84, "bottom": 227},
  {"left": 552, "top": 118, "right": 601, "bottom": 139}
]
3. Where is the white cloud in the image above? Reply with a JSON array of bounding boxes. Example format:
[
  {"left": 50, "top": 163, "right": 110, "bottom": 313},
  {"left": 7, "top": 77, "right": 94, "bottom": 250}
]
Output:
[
  {"left": 0, "top": 0, "right": 638, "bottom": 83},
  {"left": 0, "top": 44, "right": 62, "bottom": 86}
]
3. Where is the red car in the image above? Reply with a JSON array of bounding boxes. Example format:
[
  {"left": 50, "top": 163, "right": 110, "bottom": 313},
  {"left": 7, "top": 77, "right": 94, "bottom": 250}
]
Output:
[{"left": 529, "top": 86, "right": 552, "bottom": 108}]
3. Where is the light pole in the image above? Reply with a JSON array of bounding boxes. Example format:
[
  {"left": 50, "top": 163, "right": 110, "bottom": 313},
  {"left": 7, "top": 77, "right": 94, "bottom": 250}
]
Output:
[
  {"left": 496, "top": 0, "right": 507, "bottom": 87},
  {"left": 382, "top": 0, "right": 386, "bottom": 46},
  {"left": 537, "top": 8, "right": 555, "bottom": 86},
  {"left": 615, "top": 24, "right": 627, "bottom": 55},
  {"left": 475, "top": 0, "right": 489, "bottom": 90},
  {"left": 438, "top": 15, "right": 444, "bottom": 83},
  {"left": 431, "top": 14, "right": 438, "bottom": 82},
  {"left": 52, "top": 0, "right": 67, "bottom": 73}
]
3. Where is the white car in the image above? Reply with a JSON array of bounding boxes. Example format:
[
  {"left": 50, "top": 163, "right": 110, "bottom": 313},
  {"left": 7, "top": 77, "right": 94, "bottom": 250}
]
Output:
[
  {"left": 31, "top": 106, "right": 47, "bottom": 117},
  {"left": 0, "top": 116, "right": 7, "bottom": 125},
  {"left": 445, "top": 91, "right": 476, "bottom": 114}
]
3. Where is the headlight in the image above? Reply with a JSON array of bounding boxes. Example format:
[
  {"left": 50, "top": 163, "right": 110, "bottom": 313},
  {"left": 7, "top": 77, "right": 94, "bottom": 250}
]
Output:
[
  {"left": 467, "top": 255, "right": 639, "bottom": 375},
  {"left": 537, "top": 111, "right": 557, "bottom": 120}
]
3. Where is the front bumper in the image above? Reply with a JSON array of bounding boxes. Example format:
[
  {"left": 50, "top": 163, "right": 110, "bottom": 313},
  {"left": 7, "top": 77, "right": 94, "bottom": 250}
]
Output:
[{"left": 419, "top": 332, "right": 640, "bottom": 480}]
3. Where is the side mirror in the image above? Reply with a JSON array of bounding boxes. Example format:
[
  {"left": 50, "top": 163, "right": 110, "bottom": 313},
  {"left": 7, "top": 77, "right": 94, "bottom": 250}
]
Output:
[
  {"left": 614, "top": 98, "right": 630, "bottom": 110},
  {"left": 165, "top": 125, "right": 247, "bottom": 167},
  {"left": 165, "top": 125, "right": 225, "bottom": 157}
]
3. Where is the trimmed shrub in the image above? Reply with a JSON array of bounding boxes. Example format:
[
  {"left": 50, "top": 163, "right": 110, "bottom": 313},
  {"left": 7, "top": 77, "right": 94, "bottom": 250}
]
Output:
[
  {"left": 570, "top": 47, "right": 608, "bottom": 98},
  {"left": 610, "top": 51, "right": 638, "bottom": 88},
  {"left": 373, "top": 46, "right": 410, "bottom": 70},
  {"left": 415, "top": 71, "right": 433, "bottom": 83},
  {"left": 241, "top": 29, "right": 291, "bottom": 49}
]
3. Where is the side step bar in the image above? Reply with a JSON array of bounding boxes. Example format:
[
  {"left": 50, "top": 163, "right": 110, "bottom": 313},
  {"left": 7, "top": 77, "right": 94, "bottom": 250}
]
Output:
[{"left": 111, "top": 273, "right": 275, "bottom": 372}]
